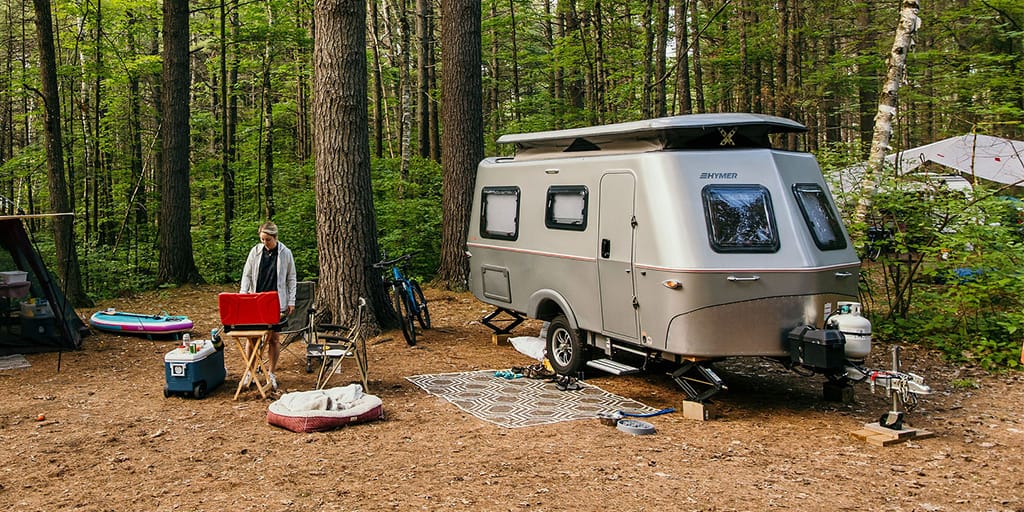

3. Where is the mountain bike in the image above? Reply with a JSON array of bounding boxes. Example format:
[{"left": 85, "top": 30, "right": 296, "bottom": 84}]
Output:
[{"left": 373, "top": 253, "right": 431, "bottom": 345}]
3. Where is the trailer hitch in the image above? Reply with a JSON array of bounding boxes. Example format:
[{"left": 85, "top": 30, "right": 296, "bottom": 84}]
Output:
[{"left": 843, "top": 346, "right": 932, "bottom": 430}]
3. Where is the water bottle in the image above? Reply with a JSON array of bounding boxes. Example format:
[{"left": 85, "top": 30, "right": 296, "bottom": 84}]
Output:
[
  {"left": 211, "top": 328, "right": 223, "bottom": 351},
  {"left": 182, "top": 333, "right": 191, "bottom": 352}
]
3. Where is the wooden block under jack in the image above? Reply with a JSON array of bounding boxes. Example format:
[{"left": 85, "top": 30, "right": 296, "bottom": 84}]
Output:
[
  {"left": 682, "top": 400, "right": 713, "bottom": 421},
  {"left": 492, "top": 333, "right": 511, "bottom": 346},
  {"left": 850, "top": 422, "right": 935, "bottom": 446}
]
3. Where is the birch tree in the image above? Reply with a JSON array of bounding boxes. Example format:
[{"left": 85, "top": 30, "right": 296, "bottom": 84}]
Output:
[{"left": 853, "top": 0, "right": 921, "bottom": 227}]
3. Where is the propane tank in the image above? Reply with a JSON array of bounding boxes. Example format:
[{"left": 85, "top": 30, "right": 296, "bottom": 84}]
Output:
[{"left": 826, "top": 301, "right": 871, "bottom": 361}]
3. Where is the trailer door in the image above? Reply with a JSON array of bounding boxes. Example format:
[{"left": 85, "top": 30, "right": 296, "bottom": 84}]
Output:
[{"left": 598, "top": 172, "right": 638, "bottom": 339}]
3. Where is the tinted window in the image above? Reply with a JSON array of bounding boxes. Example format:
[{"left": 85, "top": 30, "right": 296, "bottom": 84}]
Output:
[
  {"left": 480, "top": 187, "right": 520, "bottom": 240},
  {"left": 702, "top": 185, "right": 779, "bottom": 252},
  {"left": 545, "top": 186, "right": 588, "bottom": 231},
  {"left": 793, "top": 183, "right": 847, "bottom": 250}
]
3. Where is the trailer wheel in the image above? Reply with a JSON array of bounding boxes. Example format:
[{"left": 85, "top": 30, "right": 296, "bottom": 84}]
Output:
[{"left": 547, "top": 315, "right": 585, "bottom": 375}]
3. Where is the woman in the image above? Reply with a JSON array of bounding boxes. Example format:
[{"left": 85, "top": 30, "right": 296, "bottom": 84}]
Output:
[{"left": 239, "top": 221, "right": 297, "bottom": 390}]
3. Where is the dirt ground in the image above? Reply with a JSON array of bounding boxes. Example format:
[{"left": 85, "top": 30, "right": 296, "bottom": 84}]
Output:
[{"left": 1, "top": 284, "right": 1022, "bottom": 512}]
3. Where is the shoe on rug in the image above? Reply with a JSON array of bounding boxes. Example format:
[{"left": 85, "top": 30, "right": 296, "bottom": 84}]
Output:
[
  {"left": 555, "top": 375, "right": 580, "bottom": 391},
  {"left": 240, "top": 371, "right": 252, "bottom": 388}
]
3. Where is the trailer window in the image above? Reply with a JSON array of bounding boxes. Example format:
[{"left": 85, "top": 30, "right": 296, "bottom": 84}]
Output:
[
  {"left": 793, "top": 184, "right": 847, "bottom": 250},
  {"left": 480, "top": 186, "right": 520, "bottom": 240},
  {"left": 545, "top": 186, "right": 589, "bottom": 231},
  {"left": 702, "top": 185, "right": 779, "bottom": 252}
]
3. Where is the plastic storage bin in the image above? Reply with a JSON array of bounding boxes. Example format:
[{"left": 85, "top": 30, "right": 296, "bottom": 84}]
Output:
[{"left": 217, "top": 291, "right": 280, "bottom": 330}]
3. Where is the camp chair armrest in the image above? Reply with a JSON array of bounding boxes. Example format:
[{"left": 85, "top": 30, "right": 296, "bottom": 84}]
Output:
[
  {"left": 317, "top": 333, "right": 353, "bottom": 343},
  {"left": 318, "top": 323, "right": 345, "bottom": 330}
]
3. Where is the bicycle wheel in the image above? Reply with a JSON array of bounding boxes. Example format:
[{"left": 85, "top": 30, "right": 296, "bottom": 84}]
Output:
[
  {"left": 410, "top": 281, "right": 431, "bottom": 329},
  {"left": 391, "top": 283, "right": 416, "bottom": 346}
]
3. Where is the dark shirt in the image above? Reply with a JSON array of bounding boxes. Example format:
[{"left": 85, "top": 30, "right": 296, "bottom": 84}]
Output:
[{"left": 255, "top": 245, "right": 279, "bottom": 293}]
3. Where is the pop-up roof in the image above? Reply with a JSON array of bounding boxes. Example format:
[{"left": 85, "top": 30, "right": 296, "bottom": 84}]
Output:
[{"left": 497, "top": 113, "right": 807, "bottom": 160}]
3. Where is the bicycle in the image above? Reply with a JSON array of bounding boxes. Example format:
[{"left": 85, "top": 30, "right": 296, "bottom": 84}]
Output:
[{"left": 373, "top": 253, "right": 431, "bottom": 345}]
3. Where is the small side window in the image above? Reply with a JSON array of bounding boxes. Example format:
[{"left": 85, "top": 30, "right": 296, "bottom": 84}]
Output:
[
  {"left": 480, "top": 186, "right": 520, "bottom": 240},
  {"left": 792, "top": 183, "right": 847, "bottom": 250},
  {"left": 702, "top": 185, "right": 780, "bottom": 253},
  {"left": 545, "top": 186, "right": 588, "bottom": 231}
]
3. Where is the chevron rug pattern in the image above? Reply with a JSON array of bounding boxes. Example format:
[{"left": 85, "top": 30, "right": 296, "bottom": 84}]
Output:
[{"left": 406, "top": 370, "right": 658, "bottom": 428}]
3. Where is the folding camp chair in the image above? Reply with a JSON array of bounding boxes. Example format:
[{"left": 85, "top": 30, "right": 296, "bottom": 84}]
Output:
[
  {"left": 306, "top": 297, "right": 369, "bottom": 392},
  {"left": 280, "top": 280, "right": 316, "bottom": 349}
]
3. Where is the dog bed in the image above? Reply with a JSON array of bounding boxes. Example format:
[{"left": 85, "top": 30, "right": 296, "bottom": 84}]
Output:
[{"left": 267, "top": 384, "right": 384, "bottom": 433}]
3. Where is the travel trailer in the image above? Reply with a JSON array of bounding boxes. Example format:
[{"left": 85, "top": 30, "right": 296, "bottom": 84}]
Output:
[{"left": 467, "top": 114, "right": 929, "bottom": 404}]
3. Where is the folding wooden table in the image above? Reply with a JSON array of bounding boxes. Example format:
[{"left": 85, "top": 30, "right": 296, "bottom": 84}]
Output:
[{"left": 225, "top": 329, "right": 273, "bottom": 400}]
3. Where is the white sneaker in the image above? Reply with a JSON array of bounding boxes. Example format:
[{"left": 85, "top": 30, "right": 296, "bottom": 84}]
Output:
[
  {"left": 240, "top": 371, "right": 252, "bottom": 388},
  {"left": 268, "top": 372, "right": 278, "bottom": 390}
]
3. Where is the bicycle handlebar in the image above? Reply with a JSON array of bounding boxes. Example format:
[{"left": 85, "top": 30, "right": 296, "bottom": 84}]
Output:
[{"left": 371, "top": 253, "right": 413, "bottom": 269}]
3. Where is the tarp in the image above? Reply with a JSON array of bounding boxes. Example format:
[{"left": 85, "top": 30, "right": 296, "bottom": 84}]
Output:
[
  {"left": 888, "top": 134, "right": 1024, "bottom": 186},
  {"left": 829, "top": 134, "right": 1024, "bottom": 205},
  {"left": 0, "top": 216, "right": 88, "bottom": 355}
]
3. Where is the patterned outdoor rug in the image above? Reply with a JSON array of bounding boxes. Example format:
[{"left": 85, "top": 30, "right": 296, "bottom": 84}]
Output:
[{"left": 406, "top": 370, "right": 658, "bottom": 428}]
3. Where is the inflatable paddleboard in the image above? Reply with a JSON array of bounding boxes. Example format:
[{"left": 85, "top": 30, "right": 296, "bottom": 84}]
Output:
[{"left": 89, "top": 308, "right": 193, "bottom": 336}]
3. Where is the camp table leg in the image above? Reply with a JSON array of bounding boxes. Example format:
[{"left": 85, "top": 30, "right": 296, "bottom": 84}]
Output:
[{"left": 229, "top": 330, "right": 272, "bottom": 400}]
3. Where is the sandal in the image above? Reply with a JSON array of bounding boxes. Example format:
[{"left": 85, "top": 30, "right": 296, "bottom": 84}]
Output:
[{"left": 522, "top": 363, "right": 555, "bottom": 380}]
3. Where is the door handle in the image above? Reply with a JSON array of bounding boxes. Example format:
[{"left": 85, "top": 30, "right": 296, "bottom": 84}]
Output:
[
  {"left": 834, "top": 272, "right": 853, "bottom": 278},
  {"left": 601, "top": 239, "right": 610, "bottom": 258},
  {"left": 727, "top": 275, "right": 761, "bottom": 282}
]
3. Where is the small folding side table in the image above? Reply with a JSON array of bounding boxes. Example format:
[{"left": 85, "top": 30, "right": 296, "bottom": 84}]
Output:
[{"left": 225, "top": 329, "right": 273, "bottom": 400}]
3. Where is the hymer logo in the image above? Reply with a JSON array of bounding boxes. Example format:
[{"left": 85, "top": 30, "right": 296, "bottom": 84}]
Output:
[{"left": 698, "top": 172, "right": 738, "bottom": 179}]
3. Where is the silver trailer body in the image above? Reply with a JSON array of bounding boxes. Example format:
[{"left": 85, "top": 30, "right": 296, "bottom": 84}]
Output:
[{"left": 467, "top": 114, "right": 860, "bottom": 366}]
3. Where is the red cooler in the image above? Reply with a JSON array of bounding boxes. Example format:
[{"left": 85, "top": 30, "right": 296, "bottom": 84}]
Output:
[{"left": 218, "top": 291, "right": 280, "bottom": 330}]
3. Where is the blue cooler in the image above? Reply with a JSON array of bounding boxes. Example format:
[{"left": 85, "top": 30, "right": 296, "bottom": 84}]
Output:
[{"left": 164, "top": 340, "right": 226, "bottom": 399}]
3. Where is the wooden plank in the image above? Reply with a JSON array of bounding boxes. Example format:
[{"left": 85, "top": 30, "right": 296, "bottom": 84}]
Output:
[
  {"left": 682, "top": 400, "right": 712, "bottom": 421},
  {"left": 851, "top": 423, "right": 935, "bottom": 446},
  {"left": 864, "top": 422, "right": 917, "bottom": 439}
]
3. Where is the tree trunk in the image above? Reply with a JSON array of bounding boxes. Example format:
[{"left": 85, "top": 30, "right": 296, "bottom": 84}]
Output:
[
  {"left": 219, "top": 0, "right": 234, "bottom": 277},
  {"left": 31, "top": 0, "right": 89, "bottom": 306},
  {"left": 673, "top": 0, "right": 690, "bottom": 114},
  {"left": 689, "top": 0, "right": 703, "bottom": 112},
  {"left": 641, "top": 0, "right": 654, "bottom": 118},
  {"left": 399, "top": 0, "right": 412, "bottom": 178},
  {"left": 313, "top": 0, "right": 388, "bottom": 329},
  {"left": 653, "top": 0, "right": 668, "bottom": 117},
  {"left": 262, "top": 5, "right": 276, "bottom": 221},
  {"left": 370, "top": 0, "right": 384, "bottom": 158},
  {"left": 416, "top": 0, "right": 431, "bottom": 158},
  {"left": 508, "top": 0, "right": 521, "bottom": 122},
  {"left": 737, "top": 0, "right": 750, "bottom": 112},
  {"left": 856, "top": 0, "right": 875, "bottom": 152},
  {"left": 488, "top": 0, "right": 500, "bottom": 136},
  {"left": 295, "top": 0, "right": 312, "bottom": 162},
  {"left": 157, "top": 0, "right": 203, "bottom": 285},
  {"left": 852, "top": 0, "right": 921, "bottom": 227},
  {"left": 436, "top": 0, "right": 482, "bottom": 290},
  {"left": 593, "top": 0, "right": 606, "bottom": 122}
]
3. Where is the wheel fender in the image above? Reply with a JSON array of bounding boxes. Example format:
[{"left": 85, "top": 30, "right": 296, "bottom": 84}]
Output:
[{"left": 527, "top": 289, "right": 579, "bottom": 331}]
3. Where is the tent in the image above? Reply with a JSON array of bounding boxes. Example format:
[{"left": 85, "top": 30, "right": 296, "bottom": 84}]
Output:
[
  {"left": 888, "top": 134, "right": 1024, "bottom": 186},
  {"left": 830, "top": 134, "right": 1024, "bottom": 204},
  {"left": 0, "top": 215, "right": 88, "bottom": 355}
]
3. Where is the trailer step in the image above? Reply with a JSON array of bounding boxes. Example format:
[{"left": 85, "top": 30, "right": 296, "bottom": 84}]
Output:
[{"left": 586, "top": 358, "right": 640, "bottom": 375}]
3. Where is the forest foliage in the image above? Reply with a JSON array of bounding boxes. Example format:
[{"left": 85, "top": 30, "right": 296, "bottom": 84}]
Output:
[{"left": 1, "top": 0, "right": 1022, "bottom": 367}]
